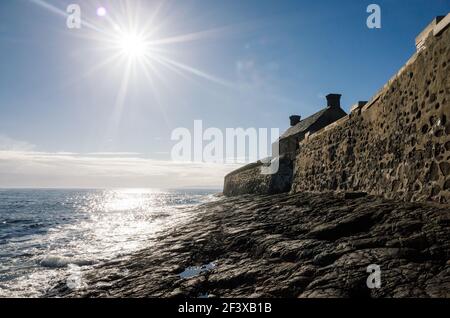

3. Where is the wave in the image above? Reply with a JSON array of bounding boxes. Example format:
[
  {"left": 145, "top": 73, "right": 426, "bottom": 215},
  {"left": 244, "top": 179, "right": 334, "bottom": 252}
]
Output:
[
  {"left": 1, "top": 188, "right": 218, "bottom": 296},
  {"left": 40, "top": 256, "right": 96, "bottom": 268}
]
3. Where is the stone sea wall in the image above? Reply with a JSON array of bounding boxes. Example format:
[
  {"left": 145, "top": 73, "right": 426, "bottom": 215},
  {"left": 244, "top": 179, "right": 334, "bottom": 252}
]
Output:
[
  {"left": 223, "top": 158, "right": 292, "bottom": 196},
  {"left": 291, "top": 26, "right": 450, "bottom": 203}
]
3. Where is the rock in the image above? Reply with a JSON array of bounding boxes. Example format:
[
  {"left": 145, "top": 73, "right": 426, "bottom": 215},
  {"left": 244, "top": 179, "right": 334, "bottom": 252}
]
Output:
[
  {"left": 440, "top": 162, "right": 450, "bottom": 176},
  {"left": 342, "top": 192, "right": 368, "bottom": 199},
  {"left": 47, "top": 192, "right": 450, "bottom": 298}
]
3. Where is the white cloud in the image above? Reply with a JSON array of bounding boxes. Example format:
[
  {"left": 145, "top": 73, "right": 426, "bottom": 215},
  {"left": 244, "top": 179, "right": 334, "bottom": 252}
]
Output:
[
  {"left": 0, "top": 135, "right": 241, "bottom": 189},
  {"left": 317, "top": 92, "right": 326, "bottom": 99},
  {"left": 0, "top": 134, "right": 35, "bottom": 151},
  {"left": 85, "top": 152, "right": 142, "bottom": 156},
  {"left": 0, "top": 150, "right": 241, "bottom": 189},
  {"left": 234, "top": 58, "right": 297, "bottom": 107}
]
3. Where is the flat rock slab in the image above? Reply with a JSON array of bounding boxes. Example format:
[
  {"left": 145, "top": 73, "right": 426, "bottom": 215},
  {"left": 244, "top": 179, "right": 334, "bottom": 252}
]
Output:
[{"left": 48, "top": 192, "right": 450, "bottom": 298}]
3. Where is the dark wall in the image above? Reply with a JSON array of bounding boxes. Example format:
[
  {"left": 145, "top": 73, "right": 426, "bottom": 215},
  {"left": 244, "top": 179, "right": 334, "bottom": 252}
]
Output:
[
  {"left": 279, "top": 108, "right": 347, "bottom": 160},
  {"left": 292, "top": 26, "right": 450, "bottom": 203},
  {"left": 223, "top": 158, "right": 293, "bottom": 196},
  {"left": 279, "top": 133, "right": 304, "bottom": 161}
]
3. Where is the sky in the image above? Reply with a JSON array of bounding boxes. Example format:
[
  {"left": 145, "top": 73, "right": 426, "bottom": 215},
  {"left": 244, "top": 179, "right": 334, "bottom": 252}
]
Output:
[{"left": 0, "top": 0, "right": 449, "bottom": 189}]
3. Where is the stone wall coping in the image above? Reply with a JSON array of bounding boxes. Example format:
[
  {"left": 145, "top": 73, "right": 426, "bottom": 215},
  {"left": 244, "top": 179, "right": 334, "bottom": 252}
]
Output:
[
  {"left": 434, "top": 13, "right": 450, "bottom": 36},
  {"left": 297, "top": 14, "right": 449, "bottom": 147},
  {"left": 361, "top": 52, "right": 419, "bottom": 113},
  {"left": 415, "top": 16, "right": 444, "bottom": 50},
  {"left": 363, "top": 14, "right": 449, "bottom": 114}
]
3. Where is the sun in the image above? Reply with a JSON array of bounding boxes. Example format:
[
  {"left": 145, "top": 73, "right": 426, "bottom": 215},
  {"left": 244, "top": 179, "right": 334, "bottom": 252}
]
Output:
[
  {"left": 31, "top": 0, "right": 231, "bottom": 84},
  {"left": 115, "top": 31, "right": 147, "bottom": 60},
  {"left": 30, "top": 0, "right": 233, "bottom": 149}
]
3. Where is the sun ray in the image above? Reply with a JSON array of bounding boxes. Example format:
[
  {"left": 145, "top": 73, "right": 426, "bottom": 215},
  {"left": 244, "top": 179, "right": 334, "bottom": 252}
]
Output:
[
  {"left": 140, "top": 0, "right": 169, "bottom": 38},
  {"left": 140, "top": 57, "right": 171, "bottom": 129},
  {"left": 31, "top": 0, "right": 237, "bottom": 88},
  {"left": 152, "top": 54, "right": 233, "bottom": 87},
  {"left": 107, "top": 58, "right": 133, "bottom": 141},
  {"left": 54, "top": 51, "right": 124, "bottom": 93},
  {"left": 148, "top": 54, "right": 200, "bottom": 85},
  {"left": 141, "top": 55, "right": 171, "bottom": 90},
  {"left": 31, "top": 0, "right": 252, "bottom": 138},
  {"left": 148, "top": 25, "right": 241, "bottom": 46}
]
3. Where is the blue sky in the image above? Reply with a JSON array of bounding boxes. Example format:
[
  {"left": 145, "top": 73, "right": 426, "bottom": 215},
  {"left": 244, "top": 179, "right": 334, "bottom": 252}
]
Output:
[{"left": 0, "top": 0, "right": 449, "bottom": 188}]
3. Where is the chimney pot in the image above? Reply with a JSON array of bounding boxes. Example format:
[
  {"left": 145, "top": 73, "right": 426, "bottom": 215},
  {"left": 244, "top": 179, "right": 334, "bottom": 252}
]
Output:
[
  {"left": 289, "top": 115, "right": 301, "bottom": 126},
  {"left": 326, "top": 93, "right": 342, "bottom": 109}
]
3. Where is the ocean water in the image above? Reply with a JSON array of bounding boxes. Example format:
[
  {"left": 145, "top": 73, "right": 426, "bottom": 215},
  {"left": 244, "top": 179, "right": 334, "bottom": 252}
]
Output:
[{"left": 0, "top": 188, "right": 218, "bottom": 297}]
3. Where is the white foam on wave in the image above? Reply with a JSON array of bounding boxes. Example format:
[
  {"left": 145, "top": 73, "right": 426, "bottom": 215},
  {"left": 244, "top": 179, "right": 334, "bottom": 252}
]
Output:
[
  {"left": 1, "top": 189, "right": 218, "bottom": 297},
  {"left": 40, "top": 256, "right": 95, "bottom": 268}
]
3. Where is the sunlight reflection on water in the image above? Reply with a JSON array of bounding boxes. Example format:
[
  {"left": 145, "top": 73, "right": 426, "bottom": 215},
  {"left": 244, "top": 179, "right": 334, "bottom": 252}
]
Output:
[{"left": 0, "top": 188, "right": 217, "bottom": 297}]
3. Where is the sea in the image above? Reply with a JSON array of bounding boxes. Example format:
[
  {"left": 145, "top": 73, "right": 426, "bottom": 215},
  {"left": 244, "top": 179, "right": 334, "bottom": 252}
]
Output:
[{"left": 0, "top": 188, "right": 218, "bottom": 297}]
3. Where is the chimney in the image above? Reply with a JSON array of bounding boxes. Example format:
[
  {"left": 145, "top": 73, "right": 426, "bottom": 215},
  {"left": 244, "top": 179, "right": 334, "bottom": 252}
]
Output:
[
  {"left": 289, "top": 115, "right": 301, "bottom": 126},
  {"left": 326, "top": 93, "right": 342, "bottom": 109},
  {"left": 350, "top": 101, "right": 368, "bottom": 114}
]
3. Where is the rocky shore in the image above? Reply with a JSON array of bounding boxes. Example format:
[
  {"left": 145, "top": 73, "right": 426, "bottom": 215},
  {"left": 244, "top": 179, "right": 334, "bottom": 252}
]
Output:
[{"left": 48, "top": 192, "right": 450, "bottom": 298}]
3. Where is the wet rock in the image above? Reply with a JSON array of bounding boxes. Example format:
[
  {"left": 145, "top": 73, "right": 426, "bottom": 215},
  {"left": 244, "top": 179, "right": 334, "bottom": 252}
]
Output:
[
  {"left": 47, "top": 192, "right": 450, "bottom": 298},
  {"left": 342, "top": 192, "right": 368, "bottom": 200},
  {"left": 309, "top": 212, "right": 375, "bottom": 240}
]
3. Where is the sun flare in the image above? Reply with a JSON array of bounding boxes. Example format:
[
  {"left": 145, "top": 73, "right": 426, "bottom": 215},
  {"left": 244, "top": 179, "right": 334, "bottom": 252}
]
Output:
[
  {"left": 116, "top": 31, "right": 147, "bottom": 59},
  {"left": 30, "top": 0, "right": 232, "bottom": 134}
]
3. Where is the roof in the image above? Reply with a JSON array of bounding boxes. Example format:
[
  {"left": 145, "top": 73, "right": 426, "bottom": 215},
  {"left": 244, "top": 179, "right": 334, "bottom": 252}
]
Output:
[{"left": 279, "top": 108, "right": 329, "bottom": 139}]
